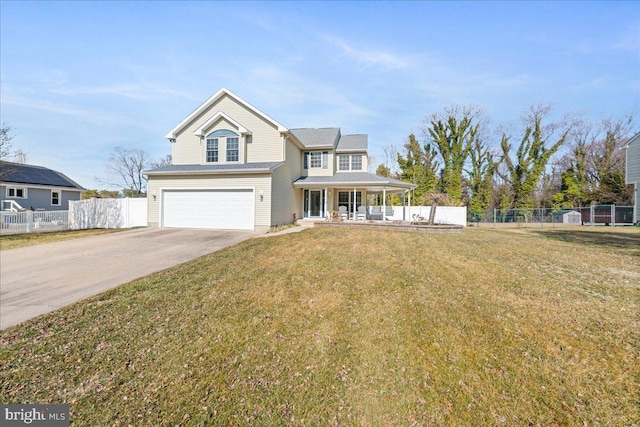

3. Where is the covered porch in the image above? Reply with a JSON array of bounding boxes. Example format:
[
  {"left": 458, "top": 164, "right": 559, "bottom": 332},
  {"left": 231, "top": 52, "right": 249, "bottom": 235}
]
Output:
[{"left": 293, "top": 173, "right": 416, "bottom": 222}]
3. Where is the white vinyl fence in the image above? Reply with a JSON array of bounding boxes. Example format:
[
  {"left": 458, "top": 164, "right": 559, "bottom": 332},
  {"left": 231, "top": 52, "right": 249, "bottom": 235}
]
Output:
[
  {"left": 370, "top": 205, "right": 467, "bottom": 226},
  {"left": 0, "top": 210, "right": 70, "bottom": 235},
  {"left": 69, "top": 198, "right": 147, "bottom": 229}
]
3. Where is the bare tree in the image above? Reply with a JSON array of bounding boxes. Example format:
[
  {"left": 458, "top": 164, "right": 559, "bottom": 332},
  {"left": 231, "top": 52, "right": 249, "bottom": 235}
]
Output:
[
  {"left": 1, "top": 123, "right": 14, "bottom": 160},
  {"left": 103, "top": 147, "right": 152, "bottom": 197},
  {"left": 150, "top": 154, "right": 172, "bottom": 169}
]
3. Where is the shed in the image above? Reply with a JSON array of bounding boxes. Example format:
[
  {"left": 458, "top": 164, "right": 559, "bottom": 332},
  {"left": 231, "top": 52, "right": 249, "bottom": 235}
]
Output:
[{"left": 553, "top": 210, "right": 582, "bottom": 224}]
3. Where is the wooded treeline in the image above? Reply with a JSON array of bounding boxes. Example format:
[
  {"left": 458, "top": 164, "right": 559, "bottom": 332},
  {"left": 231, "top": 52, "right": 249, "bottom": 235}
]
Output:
[{"left": 376, "top": 105, "right": 637, "bottom": 213}]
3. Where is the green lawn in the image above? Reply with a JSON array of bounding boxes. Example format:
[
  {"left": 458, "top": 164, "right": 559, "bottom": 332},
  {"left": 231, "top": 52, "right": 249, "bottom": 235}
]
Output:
[
  {"left": 1, "top": 227, "right": 638, "bottom": 425},
  {"left": 0, "top": 228, "right": 126, "bottom": 251}
]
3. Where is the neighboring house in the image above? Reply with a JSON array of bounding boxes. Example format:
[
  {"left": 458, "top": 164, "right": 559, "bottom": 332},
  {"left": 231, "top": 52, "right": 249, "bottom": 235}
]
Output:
[
  {"left": 145, "top": 88, "right": 415, "bottom": 230},
  {"left": 624, "top": 132, "right": 640, "bottom": 224},
  {"left": 0, "top": 161, "right": 85, "bottom": 211}
]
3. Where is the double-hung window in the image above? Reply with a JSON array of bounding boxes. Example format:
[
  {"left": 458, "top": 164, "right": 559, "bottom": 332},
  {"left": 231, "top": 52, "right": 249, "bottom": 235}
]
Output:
[
  {"left": 226, "top": 137, "right": 239, "bottom": 162},
  {"left": 310, "top": 152, "right": 322, "bottom": 168},
  {"left": 351, "top": 155, "right": 363, "bottom": 170},
  {"left": 51, "top": 191, "right": 61, "bottom": 206},
  {"left": 304, "top": 151, "right": 329, "bottom": 169},
  {"left": 206, "top": 138, "right": 219, "bottom": 162},
  {"left": 338, "top": 155, "right": 350, "bottom": 171}
]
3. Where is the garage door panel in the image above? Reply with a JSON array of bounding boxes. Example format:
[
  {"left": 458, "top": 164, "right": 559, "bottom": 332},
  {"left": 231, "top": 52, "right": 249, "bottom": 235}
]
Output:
[{"left": 163, "top": 190, "right": 254, "bottom": 230}]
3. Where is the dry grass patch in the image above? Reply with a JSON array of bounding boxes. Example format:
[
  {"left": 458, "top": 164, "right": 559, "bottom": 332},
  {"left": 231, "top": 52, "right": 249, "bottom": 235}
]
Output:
[
  {"left": 0, "top": 228, "right": 125, "bottom": 250},
  {"left": 0, "top": 227, "right": 638, "bottom": 425}
]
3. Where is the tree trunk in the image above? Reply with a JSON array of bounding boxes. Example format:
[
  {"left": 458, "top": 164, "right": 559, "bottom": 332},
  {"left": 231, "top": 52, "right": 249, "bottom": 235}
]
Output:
[{"left": 428, "top": 199, "right": 438, "bottom": 225}]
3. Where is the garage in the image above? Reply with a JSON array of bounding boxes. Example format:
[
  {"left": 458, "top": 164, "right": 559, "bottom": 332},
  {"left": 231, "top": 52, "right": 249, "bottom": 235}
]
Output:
[{"left": 162, "top": 189, "right": 255, "bottom": 230}]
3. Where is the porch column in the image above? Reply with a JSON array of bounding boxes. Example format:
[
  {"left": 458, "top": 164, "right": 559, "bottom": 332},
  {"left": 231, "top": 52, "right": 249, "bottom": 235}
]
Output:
[
  {"left": 324, "top": 187, "right": 328, "bottom": 218},
  {"left": 408, "top": 190, "right": 411, "bottom": 220},
  {"left": 353, "top": 187, "right": 357, "bottom": 220},
  {"left": 382, "top": 188, "right": 387, "bottom": 221}
]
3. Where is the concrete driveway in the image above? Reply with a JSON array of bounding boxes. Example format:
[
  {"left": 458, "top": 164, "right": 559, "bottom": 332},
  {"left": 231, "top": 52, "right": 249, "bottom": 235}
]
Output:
[{"left": 0, "top": 227, "right": 264, "bottom": 329}]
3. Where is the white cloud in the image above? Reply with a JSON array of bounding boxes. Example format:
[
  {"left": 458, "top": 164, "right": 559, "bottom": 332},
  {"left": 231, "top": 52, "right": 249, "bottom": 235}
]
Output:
[{"left": 320, "top": 34, "right": 411, "bottom": 70}]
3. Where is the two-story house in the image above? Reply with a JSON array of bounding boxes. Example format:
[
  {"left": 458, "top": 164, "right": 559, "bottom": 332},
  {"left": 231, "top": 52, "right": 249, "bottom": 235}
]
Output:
[{"left": 145, "top": 88, "right": 414, "bottom": 230}]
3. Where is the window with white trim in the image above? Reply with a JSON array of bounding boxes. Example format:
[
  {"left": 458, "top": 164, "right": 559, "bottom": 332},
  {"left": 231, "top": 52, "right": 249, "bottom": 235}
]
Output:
[
  {"left": 206, "top": 138, "right": 219, "bottom": 162},
  {"left": 51, "top": 190, "right": 61, "bottom": 206},
  {"left": 304, "top": 151, "right": 329, "bottom": 169},
  {"left": 7, "top": 187, "right": 27, "bottom": 198},
  {"left": 351, "top": 154, "right": 363, "bottom": 170},
  {"left": 338, "top": 155, "right": 350, "bottom": 171},
  {"left": 226, "top": 137, "right": 239, "bottom": 162}
]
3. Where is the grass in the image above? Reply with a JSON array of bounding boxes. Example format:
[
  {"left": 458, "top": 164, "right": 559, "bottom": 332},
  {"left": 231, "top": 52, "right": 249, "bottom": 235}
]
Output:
[
  {"left": 0, "top": 228, "right": 125, "bottom": 251},
  {"left": 0, "top": 227, "right": 638, "bottom": 426}
]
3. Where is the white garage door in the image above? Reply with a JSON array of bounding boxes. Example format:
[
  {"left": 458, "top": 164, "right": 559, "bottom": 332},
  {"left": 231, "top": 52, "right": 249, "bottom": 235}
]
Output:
[{"left": 162, "top": 189, "right": 255, "bottom": 230}]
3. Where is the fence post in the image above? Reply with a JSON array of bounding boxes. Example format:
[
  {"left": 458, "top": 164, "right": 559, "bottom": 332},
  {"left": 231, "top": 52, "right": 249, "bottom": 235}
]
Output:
[
  {"left": 611, "top": 204, "right": 615, "bottom": 227},
  {"left": 493, "top": 209, "right": 496, "bottom": 229},
  {"left": 26, "top": 211, "right": 34, "bottom": 233},
  {"left": 590, "top": 204, "right": 594, "bottom": 226}
]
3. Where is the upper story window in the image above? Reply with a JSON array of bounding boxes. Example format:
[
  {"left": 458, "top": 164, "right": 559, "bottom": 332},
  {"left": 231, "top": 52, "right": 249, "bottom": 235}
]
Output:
[
  {"left": 226, "top": 137, "right": 239, "bottom": 162},
  {"left": 351, "top": 155, "right": 363, "bottom": 170},
  {"left": 7, "top": 187, "right": 27, "bottom": 198},
  {"left": 304, "top": 151, "right": 328, "bottom": 169},
  {"left": 205, "top": 129, "right": 240, "bottom": 163},
  {"left": 338, "top": 155, "right": 350, "bottom": 171},
  {"left": 337, "top": 154, "right": 363, "bottom": 171},
  {"left": 206, "top": 138, "right": 219, "bottom": 162}
]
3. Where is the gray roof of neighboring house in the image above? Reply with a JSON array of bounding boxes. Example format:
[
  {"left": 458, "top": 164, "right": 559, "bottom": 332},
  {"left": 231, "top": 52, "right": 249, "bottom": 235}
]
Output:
[
  {"left": 336, "top": 134, "right": 367, "bottom": 152},
  {"left": 289, "top": 128, "right": 341, "bottom": 148},
  {"left": 293, "top": 172, "right": 415, "bottom": 189},
  {"left": 0, "top": 161, "right": 84, "bottom": 189},
  {"left": 144, "top": 162, "right": 284, "bottom": 175}
]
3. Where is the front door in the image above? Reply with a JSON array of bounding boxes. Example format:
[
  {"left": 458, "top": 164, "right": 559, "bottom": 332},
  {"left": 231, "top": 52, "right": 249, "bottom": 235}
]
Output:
[{"left": 304, "top": 189, "right": 325, "bottom": 218}]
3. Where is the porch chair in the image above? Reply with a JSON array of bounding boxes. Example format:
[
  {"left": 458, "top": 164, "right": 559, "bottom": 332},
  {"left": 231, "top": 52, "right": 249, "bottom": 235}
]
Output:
[
  {"left": 338, "top": 205, "right": 349, "bottom": 221},
  {"left": 356, "top": 205, "right": 367, "bottom": 221},
  {"left": 370, "top": 206, "right": 382, "bottom": 220},
  {"left": 385, "top": 206, "right": 394, "bottom": 219}
]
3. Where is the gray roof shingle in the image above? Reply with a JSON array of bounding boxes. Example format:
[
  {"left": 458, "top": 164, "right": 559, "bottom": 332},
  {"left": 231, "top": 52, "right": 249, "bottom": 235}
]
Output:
[
  {"left": 145, "top": 162, "right": 284, "bottom": 175},
  {"left": 289, "top": 128, "right": 340, "bottom": 148},
  {"left": 294, "top": 172, "right": 415, "bottom": 189},
  {"left": 336, "top": 134, "right": 367, "bottom": 152}
]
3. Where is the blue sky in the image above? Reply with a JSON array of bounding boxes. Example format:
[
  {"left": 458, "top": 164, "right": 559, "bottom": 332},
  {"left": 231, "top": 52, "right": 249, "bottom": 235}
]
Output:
[{"left": 1, "top": 1, "right": 638, "bottom": 189}]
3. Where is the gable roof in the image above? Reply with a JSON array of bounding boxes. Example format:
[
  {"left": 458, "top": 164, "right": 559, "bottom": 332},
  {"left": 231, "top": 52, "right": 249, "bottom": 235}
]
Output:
[
  {"left": 165, "top": 88, "right": 287, "bottom": 139},
  {"left": 0, "top": 161, "right": 84, "bottom": 190},
  {"left": 193, "top": 111, "right": 251, "bottom": 137},
  {"left": 336, "top": 134, "right": 367, "bottom": 152},
  {"left": 289, "top": 128, "right": 341, "bottom": 149}
]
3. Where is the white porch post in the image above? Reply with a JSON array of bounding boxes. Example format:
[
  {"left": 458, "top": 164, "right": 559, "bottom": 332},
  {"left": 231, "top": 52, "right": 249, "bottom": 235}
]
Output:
[
  {"left": 382, "top": 188, "right": 387, "bottom": 221},
  {"left": 408, "top": 190, "right": 411, "bottom": 220},
  {"left": 324, "top": 187, "right": 328, "bottom": 218},
  {"left": 353, "top": 187, "right": 357, "bottom": 220}
]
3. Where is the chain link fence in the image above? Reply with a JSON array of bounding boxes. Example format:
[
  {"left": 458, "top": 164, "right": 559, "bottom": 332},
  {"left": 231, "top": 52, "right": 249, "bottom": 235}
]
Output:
[{"left": 468, "top": 205, "right": 636, "bottom": 228}]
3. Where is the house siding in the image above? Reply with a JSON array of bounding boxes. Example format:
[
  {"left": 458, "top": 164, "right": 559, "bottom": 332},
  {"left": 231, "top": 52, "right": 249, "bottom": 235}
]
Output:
[
  {"left": 271, "top": 139, "right": 303, "bottom": 225},
  {"left": 147, "top": 174, "right": 272, "bottom": 228},
  {"left": 302, "top": 151, "right": 335, "bottom": 177},
  {"left": 626, "top": 135, "right": 640, "bottom": 222},
  {"left": 172, "top": 95, "right": 283, "bottom": 165},
  {"left": 0, "top": 185, "right": 81, "bottom": 211}
]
